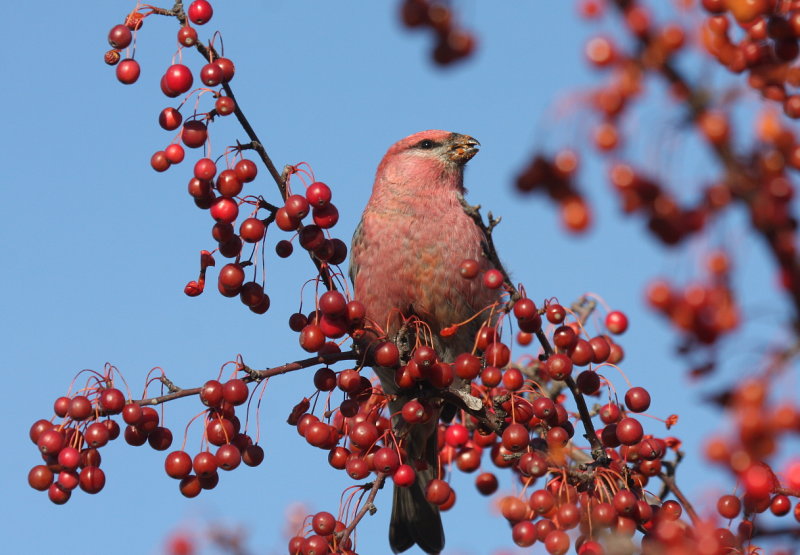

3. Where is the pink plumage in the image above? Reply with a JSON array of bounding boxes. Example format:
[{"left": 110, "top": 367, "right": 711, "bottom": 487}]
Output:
[{"left": 350, "top": 130, "right": 500, "bottom": 554}]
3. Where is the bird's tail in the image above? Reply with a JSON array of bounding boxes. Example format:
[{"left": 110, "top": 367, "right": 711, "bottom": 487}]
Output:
[{"left": 389, "top": 416, "right": 444, "bottom": 554}]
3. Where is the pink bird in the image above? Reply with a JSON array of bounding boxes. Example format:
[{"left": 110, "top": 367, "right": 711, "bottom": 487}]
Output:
[{"left": 350, "top": 130, "right": 500, "bottom": 554}]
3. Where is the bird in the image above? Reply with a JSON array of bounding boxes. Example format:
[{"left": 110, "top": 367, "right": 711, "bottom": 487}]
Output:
[{"left": 349, "top": 130, "right": 500, "bottom": 554}]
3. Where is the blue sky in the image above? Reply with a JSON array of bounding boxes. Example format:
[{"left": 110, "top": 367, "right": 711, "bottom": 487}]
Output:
[{"left": 2, "top": 2, "right": 797, "bottom": 554}]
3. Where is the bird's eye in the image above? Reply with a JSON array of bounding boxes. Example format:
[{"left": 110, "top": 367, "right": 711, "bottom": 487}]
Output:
[{"left": 418, "top": 139, "right": 435, "bottom": 149}]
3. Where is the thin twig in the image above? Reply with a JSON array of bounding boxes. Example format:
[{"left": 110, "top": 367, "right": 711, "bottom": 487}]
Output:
[
  {"left": 336, "top": 473, "right": 387, "bottom": 550},
  {"left": 134, "top": 350, "right": 358, "bottom": 407},
  {"left": 658, "top": 472, "right": 699, "bottom": 525}
]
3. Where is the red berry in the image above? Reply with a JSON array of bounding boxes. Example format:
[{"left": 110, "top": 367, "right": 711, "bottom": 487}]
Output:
[
  {"left": 194, "top": 158, "right": 217, "bottom": 180},
  {"left": 28, "top": 465, "right": 54, "bottom": 491},
  {"left": 616, "top": 417, "right": 644, "bottom": 445},
  {"left": 68, "top": 395, "right": 93, "bottom": 420},
  {"left": 116, "top": 58, "right": 140, "bottom": 84},
  {"left": 85, "top": 422, "right": 110, "bottom": 448},
  {"left": 216, "top": 444, "right": 242, "bottom": 470},
  {"left": 122, "top": 403, "right": 143, "bottom": 425},
  {"left": 546, "top": 353, "right": 573, "bottom": 380},
  {"left": 53, "top": 397, "right": 70, "bottom": 417},
  {"left": 108, "top": 24, "right": 133, "bottom": 49},
  {"left": 242, "top": 444, "right": 264, "bottom": 467},
  {"left": 181, "top": 120, "right": 208, "bottom": 148},
  {"left": 401, "top": 399, "right": 429, "bottom": 423},
  {"left": 576, "top": 370, "right": 600, "bottom": 394},
  {"left": 164, "top": 64, "right": 194, "bottom": 95},
  {"left": 222, "top": 379, "right": 248, "bottom": 406},
  {"left": 219, "top": 263, "right": 245, "bottom": 292},
  {"left": 200, "top": 62, "right": 224, "bottom": 86},
  {"left": 239, "top": 218, "right": 265, "bottom": 242},
  {"left": 501, "top": 422, "right": 529, "bottom": 452},
  {"left": 717, "top": 494, "right": 741, "bottom": 519},
  {"left": 512, "top": 521, "right": 536, "bottom": 547},
  {"left": 299, "top": 225, "right": 325, "bottom": 250},
  {"left": 151, "top": 151, "right": 170, "bottom": 172},
  {"left": 275, "top": 240, "right": 293, "bottom": 258},
  {"left": 306, "top": 182, "right": 331, "bottom": 207},
  {"left": 482, "top": 269, "right": 504, "bottom": 289},
  {"left": 453, "top": 353, "right": 481, "bottom": 380},
  {"left": 216, "top": 169, "right": 242, "bottom": 197},
  {"left": 177, "top": 25, "right": 198, "bottom": 47},
  {"left": 546, "top": 304, "right": 567, "bottom": 324},
  {"left": 165, "top": 143, "right": 185, "bottom": 164},
  {"left": 165, "top": 451, "right": 193, "bottom": 479},
  {"left": 624, "top": 387, "right": 651, "bottom": 413},
  {"left": 179, "top": 475, "right": 201, "bottom": 498},
  {"left": 374, "top": 341, "right": 400, "bottom": 367},
  {"left": 606, "top": 310, "right": 629, "bottom": 334},
  {"left": 193, "top": 451, "right": 218, "bottom": 477},
  {"left": 148, "top": 427, "right": 173, "bottom": 451},
  {"left": 299, "top": 324, "right": 325, "bottom": 352},
  {"left": 48, "top": 483, "right": 71, "bottom": 504},
  {"left": 484, "top": 341, "right": 510, "bottom": 367},
  {"left": 214, "top": 57, "right": 235, "bottom": 82},
  {"left": 552, "top": 325, "right": 578, "bottom": 350},
  {"left": 285, "top": 194, "right": 310, "bottom": 220},
  {"left": 58, "top": 471, "right": 80, "bottom": 492},
  {"left": 188, "top": 0, "right": 214, "bottom": 25},
  {"left": 502, "top": 367, "right": 524, "bottom": 390},
  {"left": 373, "top": 447, "right": 401, "bottom": 474},
  {"left": 312, "top": 511, "right": 337, "bottom": 536},
  {"left": 319, "top": 291, "right": 347, "bottom": 317},
  {"left": 312, "top": 204, "right": 339, "bottom": 228},
  {"left": 235, "top": 159, "right": 257, "bottom": 182},
  {"left": 37, "top": 429, "right": 65, "bottom": 455},
  {"left": 460, "top": 259, "right": 479, "bottom": 279},
  {"left": 215, "top": 95, "right": 235, "bottom": 115},
  {"left": 210, "top": 197, "right": 239, "bottom": 223},
  {"left": 475, "top": 472, "right": 498, "bottom": 495}
]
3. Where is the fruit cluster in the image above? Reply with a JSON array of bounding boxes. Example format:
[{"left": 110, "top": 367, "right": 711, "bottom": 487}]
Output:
[
  {"left": 701, "top": 0, "right": 800, "bottom": 117},
  {"left": 646, "top": 250, "right": 739, "bottom": 348},
  {"left": 104, "top": 1, "right": 349, "bottom": 316},
  {"left": 703, "top": 376, "right": 800, "bottom": 544},
  {"left": 398, "top": 0, "right": 476, "bottom": 65},
  {"left": 515, "top": 151, "right": 592, "bottom": 233},
  {"left": 27, "top": 364, "right": 265, "bottom": 505},
  {"left": 523, "top": 0, "right": 800, "bottom": 361}
]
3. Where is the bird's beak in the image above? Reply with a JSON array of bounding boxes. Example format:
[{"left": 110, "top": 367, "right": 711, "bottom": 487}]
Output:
[{"left": 448, "top": 134, "right": 480, "bottom": 164}]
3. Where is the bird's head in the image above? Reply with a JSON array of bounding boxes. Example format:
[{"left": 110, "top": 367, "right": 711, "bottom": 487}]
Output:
[
  {"left": 386, "top": 129, "right": 480, "bottom": 166},
  {"left": 374, "top": 130, "right": 480, "bottom": 194}
]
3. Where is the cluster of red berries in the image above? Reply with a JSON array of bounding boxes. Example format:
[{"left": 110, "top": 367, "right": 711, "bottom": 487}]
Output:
[
  {"left": 284, "top": 279, "right": 701, "bottom": 554},
  {"left": 646, "top": 250, "right": 739, "bottom": 347},
  {"left": 288, "top": 511, "right": 357, "bottom": 555},
  {"left": 272, "top": 179, "right": 346, "bottom": 266},
  {"left": 105, "top": 1, "right": 216, "bottom": 84},
  {"left": 106, "top": 3, "right": 350, "bottom": 315},
  {"left": 291, "top": 290, "right": 363, "bottom": 354},
  {"left": 701, "top": 0, "right": 800, "bottom": 117},
  {"left": 607, "top": 162, "right": 713, "bottom": 246},
  {"left": 705, "top": 378, "right": 800, "bottom": 529},
  {"left": 515, "top": 151, "right": 592, "bottom": 233},
  {"left": 399, "top": 0, "right": 476, "bottom": 65},
  {"left": 27, "top": 366, "right": 265, "bottom": 504},
  {"left": 185, "top": 170, "right": 346, "bottom": 314},
  {"left": 169, "top": 377, "right": 265, "bottom": 499},
  {"left": 27, "top": 386, "right": 123, "bottom": 505}
]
